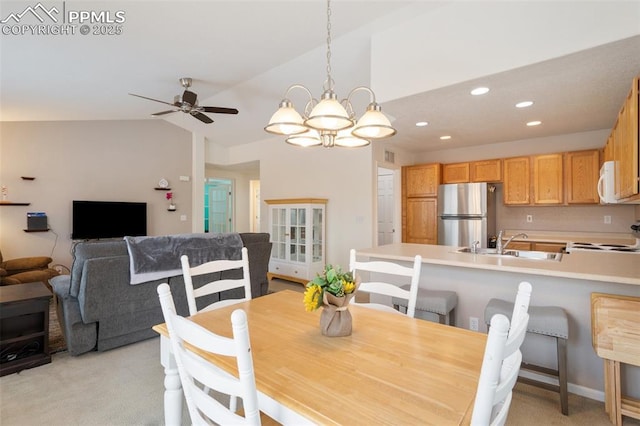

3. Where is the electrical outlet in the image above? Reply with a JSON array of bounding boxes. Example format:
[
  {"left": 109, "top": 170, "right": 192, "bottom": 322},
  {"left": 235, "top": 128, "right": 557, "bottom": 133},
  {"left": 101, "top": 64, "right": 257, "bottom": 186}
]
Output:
[
  {"left": 604, "top": 215, "right": 611, "bottom": 224},
  {"left": 526, "top": 214, "right": 533, "bottom": 223},
  {"left": 180, "top": 214, "right": 187, "bottom": 221},
  {"left": 470, "top": 317, "right": 479, "bottom": 331}
]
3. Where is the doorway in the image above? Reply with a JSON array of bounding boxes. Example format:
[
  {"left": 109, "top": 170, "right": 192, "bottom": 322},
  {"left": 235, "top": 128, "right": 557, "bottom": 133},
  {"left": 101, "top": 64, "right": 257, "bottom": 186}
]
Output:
[
  {"left": 204, "top": 178, "right": 233, "bottom": 233},
  {"left": 377, "top": 167, "right": 397, "bottom": 245}
]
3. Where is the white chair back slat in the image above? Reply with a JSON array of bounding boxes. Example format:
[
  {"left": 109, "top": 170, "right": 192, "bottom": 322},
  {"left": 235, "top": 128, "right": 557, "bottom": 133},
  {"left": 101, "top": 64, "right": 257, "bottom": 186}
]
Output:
[
  {"left": 157, "top": 283, "right": 261, "bottom": 426},
  {"left": 472, "top": 281, "right": 533, "bottom": 426},
  {"left": 349, "top": 249, "right": 422, "bottom": 318},
  {"left": 181, "top": 247, "right": 251, "bottom": 316}
]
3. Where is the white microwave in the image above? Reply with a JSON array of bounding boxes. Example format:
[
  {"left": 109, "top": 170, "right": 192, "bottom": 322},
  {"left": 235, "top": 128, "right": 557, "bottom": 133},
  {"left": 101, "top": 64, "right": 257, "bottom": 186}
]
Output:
[{"left": 597, "top": 161, "right": 618, "bottom": 204}]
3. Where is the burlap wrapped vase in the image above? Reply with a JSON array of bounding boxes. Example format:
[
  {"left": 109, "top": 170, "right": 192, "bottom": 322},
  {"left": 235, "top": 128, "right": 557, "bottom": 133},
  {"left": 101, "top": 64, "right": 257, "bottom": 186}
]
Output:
[{"left": 319, "top": 291, "right": 356, "bottom": 337}]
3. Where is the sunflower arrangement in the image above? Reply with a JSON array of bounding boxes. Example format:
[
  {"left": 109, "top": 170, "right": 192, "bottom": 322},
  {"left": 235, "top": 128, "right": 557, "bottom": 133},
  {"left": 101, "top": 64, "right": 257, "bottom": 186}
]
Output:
[{"left": 303, "top": 264, "right": 356, "bottom": 312}]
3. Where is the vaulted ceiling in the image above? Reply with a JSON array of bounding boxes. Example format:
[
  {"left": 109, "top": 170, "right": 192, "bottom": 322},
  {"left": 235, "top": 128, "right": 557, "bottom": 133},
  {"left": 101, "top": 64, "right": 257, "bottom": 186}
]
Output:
[{"left": 1, "top": 1, "right": 639, "bottom": 154}]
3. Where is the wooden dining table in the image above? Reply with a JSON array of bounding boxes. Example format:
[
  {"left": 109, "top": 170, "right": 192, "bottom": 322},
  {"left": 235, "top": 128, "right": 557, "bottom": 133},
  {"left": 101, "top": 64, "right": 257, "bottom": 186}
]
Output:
[{"left": 153, "top": 290, "right": 487, "bottom": 425}]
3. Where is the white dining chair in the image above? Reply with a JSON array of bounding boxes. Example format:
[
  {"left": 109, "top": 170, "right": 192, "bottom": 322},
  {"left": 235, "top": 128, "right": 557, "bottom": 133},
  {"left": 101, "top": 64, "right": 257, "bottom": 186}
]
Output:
[
  {"left": 471, "top": 310, "right": 530, "bottom": 426},
  {"left": 181, "top": 247, "right": 251, "bottom": 316},
  {"left": 349, "top": 248, "right": 422, "bottom": 317},
  {"left": 472, "top": 281, "right": 532, "bottom": 426},
  {"left": 157, "top": 283, "right": 275, "bottom": 426}
]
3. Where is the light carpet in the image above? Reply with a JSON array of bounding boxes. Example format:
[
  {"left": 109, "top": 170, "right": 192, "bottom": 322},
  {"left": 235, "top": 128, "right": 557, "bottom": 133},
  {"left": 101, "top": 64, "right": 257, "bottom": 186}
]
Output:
[{"left": 1, "top": 279, "right": 637, "bottom": 425}]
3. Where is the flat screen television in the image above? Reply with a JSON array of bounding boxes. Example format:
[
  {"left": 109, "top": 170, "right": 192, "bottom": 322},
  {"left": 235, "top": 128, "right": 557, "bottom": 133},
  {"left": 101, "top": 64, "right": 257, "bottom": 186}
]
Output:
[{"left": 72, "top": 200, "right": 147, "bottom": 240}]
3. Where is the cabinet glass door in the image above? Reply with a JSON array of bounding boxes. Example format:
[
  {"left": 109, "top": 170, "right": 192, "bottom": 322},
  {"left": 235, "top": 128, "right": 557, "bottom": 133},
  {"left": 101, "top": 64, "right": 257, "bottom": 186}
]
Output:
[
  {"left": 312, "top": 207, "right": 323, "bottom": 262},
  {"left": 271, "top": 207, "right": 286, "bottom": 260},
  {"left": 289, "top": 208, "right": 306, "bottom": 263}
]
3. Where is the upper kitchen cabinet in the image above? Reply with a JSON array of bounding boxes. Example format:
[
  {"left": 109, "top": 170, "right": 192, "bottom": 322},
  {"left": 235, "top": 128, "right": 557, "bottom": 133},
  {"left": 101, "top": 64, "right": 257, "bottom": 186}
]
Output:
[
  {"left": 403, "top": 163, "right": 441, "bottom": 197},
  {"left": 532, "top": 153, "right": 564, "bottom": 204},
  {"left": 442, "top": 162, "right": 470, "bottom": 184},
  {"left": 503, "top": 156, "right": 530, "bottom": 205},
  {"left": 610, "top": 77, "right": 639, "bottom": 202},
  {"left": 470, "top": 159, "right": 502, "bottom": 183},
  {"left": 565, "top": 149, "right": 600, "bottom": 204}
]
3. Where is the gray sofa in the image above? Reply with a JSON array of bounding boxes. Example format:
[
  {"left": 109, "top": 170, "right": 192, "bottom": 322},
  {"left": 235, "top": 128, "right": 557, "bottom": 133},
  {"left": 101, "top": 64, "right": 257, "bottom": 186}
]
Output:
[{"left": 50, "top": 233, "right": 272, "bottom": 356}]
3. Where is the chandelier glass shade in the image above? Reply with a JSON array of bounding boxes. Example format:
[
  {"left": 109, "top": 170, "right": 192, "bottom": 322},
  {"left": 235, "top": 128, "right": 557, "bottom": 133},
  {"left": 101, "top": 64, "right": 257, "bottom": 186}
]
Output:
[{"left": 264, "top": 0, "right": 396, "bottom": 148}]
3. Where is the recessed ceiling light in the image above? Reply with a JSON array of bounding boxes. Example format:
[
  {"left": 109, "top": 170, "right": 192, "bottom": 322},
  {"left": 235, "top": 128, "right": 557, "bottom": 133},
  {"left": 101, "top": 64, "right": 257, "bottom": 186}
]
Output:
[
  {"left": 470, "top": 87, "right": 490, "bottom": 96},
  {"left": 415, "top": 121, "right": 429, "bottom": 127},
  {"left": 526, "top": 121, "right": 542, "bottom": 126},
  {"left": 440, "top": 135, "right": 452, "bottom": 140},
  {"left": 516, "top": 101, "right": 534, "bottom": 108}
]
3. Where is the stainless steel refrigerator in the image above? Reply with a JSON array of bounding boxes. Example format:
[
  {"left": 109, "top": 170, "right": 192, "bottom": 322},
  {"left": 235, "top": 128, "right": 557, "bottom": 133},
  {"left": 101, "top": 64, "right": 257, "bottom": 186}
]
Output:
[{"left": 437, "top": 182, "right": 496, "bottom": 248}]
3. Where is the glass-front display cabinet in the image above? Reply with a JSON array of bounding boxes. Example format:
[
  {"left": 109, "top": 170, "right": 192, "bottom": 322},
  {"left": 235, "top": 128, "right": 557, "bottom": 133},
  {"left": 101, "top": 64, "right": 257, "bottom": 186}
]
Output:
[{"left": 265, "top": 198, "right": 327, "bottom": 285}]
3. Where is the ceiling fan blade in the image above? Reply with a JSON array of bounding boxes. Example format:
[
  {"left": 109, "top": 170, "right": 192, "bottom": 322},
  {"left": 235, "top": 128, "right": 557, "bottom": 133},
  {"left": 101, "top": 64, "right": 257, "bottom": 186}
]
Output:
[
  {"left": 151, "top": 110, "right": 177, "bottom": 116},
  {"left": 129, "top": 93, "right": 176, "bottom": 107},
  {"left": 202, "top": 106, "right": 239, "bottom": 115},
  {"left": 182, "top": 90, "right": 197, "bottom": 106},
  {"left": 191, "top": 112, "right": 213, "bottom": 124}
]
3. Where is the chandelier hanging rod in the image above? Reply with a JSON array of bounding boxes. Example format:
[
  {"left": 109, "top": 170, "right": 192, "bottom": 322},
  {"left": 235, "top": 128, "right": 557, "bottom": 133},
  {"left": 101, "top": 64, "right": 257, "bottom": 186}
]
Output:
[{"left": 264, "top": 0, "right": 396, "bottom": 147}]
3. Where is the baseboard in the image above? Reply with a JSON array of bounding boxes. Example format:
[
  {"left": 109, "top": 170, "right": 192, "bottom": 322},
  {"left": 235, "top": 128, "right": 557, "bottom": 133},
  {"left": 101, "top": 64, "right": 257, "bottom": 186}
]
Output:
[{"left": 519, "top": 369, "right": 605, "bottom": 402}]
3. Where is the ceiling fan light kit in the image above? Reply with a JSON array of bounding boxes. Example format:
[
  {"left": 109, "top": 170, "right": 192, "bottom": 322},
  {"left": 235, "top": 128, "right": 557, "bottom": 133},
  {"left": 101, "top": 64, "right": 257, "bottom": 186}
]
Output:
[
  {"left": 264, "top": 0, "right": 396, "bottom": 148},
  {"left": 129, "top": 77, "right": 238, "bottom": 124}
]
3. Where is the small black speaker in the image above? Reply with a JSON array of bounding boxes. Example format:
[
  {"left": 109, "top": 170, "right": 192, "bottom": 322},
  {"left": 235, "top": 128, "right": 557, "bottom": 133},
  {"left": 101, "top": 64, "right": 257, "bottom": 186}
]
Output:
[{"left": 27, "top": 212, "right": 48, "bottom": 231}]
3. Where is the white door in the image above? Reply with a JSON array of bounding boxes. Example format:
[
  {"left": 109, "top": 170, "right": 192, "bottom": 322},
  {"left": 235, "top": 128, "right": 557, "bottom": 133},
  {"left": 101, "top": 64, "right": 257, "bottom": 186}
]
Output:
[
  {"left": 377, "top": 168, "right": 395, "bottom": 245},
  {"left": 207, "top": 180, "right": 233, "bottom": 233},
  {"left": 250, "top": 180, "right": 261, "bottom": 232}
]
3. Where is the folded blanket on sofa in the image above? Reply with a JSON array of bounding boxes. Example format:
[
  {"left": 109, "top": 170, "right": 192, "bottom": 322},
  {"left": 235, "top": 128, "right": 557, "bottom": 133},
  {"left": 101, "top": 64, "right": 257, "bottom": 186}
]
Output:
[{"left": 124, "top": 233, "right": 243, "bottom": 284}]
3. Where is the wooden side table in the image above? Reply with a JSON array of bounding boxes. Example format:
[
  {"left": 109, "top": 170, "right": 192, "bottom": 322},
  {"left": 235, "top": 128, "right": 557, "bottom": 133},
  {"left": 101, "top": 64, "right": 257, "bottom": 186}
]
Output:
[
  {"left": 591, "top": 293, "right": 640, "bottom": 425},
  {"left": 0, "top": 282, "right": 52, "bottom": 376}
]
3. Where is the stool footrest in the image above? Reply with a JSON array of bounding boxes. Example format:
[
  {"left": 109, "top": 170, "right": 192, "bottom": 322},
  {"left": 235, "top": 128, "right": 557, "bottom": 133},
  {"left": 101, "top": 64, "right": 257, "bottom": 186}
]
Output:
[
  {"left": 521, "top": 362, "right": 559, "bottom": 379},
  {"left": 518, "top": 376, "right": 560, "bottom": 393}
]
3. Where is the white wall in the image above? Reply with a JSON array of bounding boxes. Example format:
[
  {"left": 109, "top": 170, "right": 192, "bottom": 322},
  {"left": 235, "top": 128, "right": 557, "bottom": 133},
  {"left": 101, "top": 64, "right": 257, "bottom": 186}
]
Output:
[
  {"left": 0, "top": 120, "right": 192, "bottom": 268},
  {"left": 371, "top": 1, "right": 640, "bottom": 103},
  {"left": 222, "top": 137, "right": 374, "bottom": 267}
]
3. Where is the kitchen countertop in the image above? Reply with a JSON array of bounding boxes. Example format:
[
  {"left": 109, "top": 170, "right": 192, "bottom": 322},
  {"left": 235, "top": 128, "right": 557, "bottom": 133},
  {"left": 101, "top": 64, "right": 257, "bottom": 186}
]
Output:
[
  {"left": 501, "top": 229, "right": 637, "bottom": 245},
  {"left": 356, "top": 243, "right": 640, "bottom": 286}
]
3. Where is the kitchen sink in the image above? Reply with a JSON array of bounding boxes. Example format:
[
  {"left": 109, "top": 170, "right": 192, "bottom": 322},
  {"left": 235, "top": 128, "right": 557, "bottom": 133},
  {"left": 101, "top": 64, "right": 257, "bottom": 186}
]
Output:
[{"left": 455, "top": 247, "right": 563, "bottom": 261}]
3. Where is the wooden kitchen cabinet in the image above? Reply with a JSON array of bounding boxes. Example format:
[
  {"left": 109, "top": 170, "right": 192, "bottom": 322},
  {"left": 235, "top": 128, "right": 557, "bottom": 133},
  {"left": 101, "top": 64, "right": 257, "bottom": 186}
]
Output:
[
  {"left": 404, "top": 163, "right": 441, "bottom": 197},
  {"left": 471, "top": 159, "right": 502, "bottom": 182},
  {"left": 603, "top": 136, "right": 614, "bottom": 163},
  {"left": 503, "top": 156, "right": 530, "bottom": 205},
  {"left": 533, "top": 242, "right": 566, "bottom": 253},
  {"left": 404, "top": 198, "right": 438, "bottom": 244},
  {"left": 442, "top": 162, "right": 470, "bottom": 184},
  {"left": 565, "top": 149, "right": 600, "bottom": 204},
  {"left": 610, "top": 77, "right": 639, "bottom": 202},
  {"left": 532, "top": 153, "right": 564, "bottom": 204},
  {"left": 402, "top": 163, "right": 440, "bottom": 244},
  {"left": 505, "top": 241, "right": 532, "bottom": 251}
]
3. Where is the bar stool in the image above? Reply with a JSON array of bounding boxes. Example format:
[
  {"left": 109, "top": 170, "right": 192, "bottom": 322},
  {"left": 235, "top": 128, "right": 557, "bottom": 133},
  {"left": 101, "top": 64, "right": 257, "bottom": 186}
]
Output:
[
  {"left": 393, "top": 287, "right": 457, "bottom": 326},
  {"left": 484, "top": 299, "right": 569, "bottom": 415}
]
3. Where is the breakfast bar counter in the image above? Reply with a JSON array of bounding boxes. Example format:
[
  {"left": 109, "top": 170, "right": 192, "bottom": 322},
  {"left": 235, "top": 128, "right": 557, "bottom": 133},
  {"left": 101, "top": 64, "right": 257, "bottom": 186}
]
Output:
[
  {"left": 355, "top": 243, "right": 640, "bottom": 401},
  {"left": 357, "top": 243, "right": 640, "bottom": 286}
]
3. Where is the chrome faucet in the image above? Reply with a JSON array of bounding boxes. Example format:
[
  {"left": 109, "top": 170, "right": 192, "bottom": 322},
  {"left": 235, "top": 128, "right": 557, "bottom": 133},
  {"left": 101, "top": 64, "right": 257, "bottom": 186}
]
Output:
[{"left": 497, "top": 230, "right": 529, "bottom": 254}]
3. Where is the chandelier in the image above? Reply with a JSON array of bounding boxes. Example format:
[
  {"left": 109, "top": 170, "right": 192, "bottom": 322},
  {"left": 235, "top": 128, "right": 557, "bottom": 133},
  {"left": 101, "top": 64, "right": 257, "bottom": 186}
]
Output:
[{"left": 264, "top": 0, "right": 396, "bottom": 148}]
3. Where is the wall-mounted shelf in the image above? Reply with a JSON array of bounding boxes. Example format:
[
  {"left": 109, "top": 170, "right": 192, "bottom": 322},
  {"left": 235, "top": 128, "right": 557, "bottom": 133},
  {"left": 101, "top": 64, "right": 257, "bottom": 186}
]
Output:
[
  {"left": 23, "top": 229, "right": 50, "bottom": 233},
  {"left": 0, "top": 202, "right": 30, "bottom": 206},
  {"left": 154, "top": 187, "right": 171, "bottom": 191},
  {"left": 21, "top": 176, "right": 36, "bottom": 181}
]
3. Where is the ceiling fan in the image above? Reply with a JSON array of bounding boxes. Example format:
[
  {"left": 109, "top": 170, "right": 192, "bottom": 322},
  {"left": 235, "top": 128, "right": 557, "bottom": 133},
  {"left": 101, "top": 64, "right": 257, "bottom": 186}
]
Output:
[{"left": 129, "top": 77, "right": 238, "bottom": 124}]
